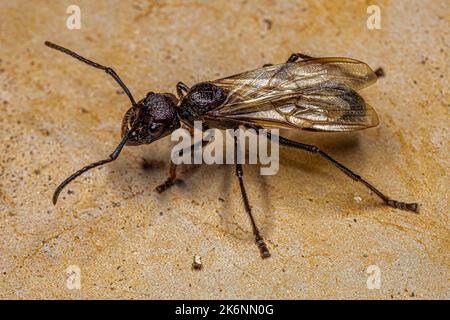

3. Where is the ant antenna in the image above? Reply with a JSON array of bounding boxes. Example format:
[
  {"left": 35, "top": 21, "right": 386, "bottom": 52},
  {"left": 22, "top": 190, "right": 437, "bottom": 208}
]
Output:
[
  {"left": 44, "top": 41, "right": 137, "bottom": 106},
  {"left": 52, "top": 130, "right": 131, "bottom": 205}
]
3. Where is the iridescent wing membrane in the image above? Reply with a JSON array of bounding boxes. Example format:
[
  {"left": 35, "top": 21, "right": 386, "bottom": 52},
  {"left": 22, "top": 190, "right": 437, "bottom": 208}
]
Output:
[{"left": 208, "top": 57, "right": 379, "bottom": 131}]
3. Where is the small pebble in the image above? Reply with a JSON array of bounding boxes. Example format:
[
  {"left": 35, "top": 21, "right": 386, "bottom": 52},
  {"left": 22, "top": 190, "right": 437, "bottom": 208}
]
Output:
[{"left": 192, "top": 255, "right": 202, "bottom": 270}]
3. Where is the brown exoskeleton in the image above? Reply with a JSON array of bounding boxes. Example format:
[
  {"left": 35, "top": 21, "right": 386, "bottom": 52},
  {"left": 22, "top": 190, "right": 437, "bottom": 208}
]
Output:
[{"left": 46, "top": 41, "right": 418, "bottom": 259}]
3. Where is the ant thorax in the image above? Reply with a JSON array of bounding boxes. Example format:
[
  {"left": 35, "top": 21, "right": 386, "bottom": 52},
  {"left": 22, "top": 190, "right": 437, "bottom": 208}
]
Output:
[{"left": 178, "top": 82, "right": 227, "bottom": 124}]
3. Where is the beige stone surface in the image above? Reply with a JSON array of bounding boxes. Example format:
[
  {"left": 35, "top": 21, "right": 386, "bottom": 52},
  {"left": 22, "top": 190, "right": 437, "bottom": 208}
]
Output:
[{"left": 0, "top": 0, "right": 448, "bottom": 299}]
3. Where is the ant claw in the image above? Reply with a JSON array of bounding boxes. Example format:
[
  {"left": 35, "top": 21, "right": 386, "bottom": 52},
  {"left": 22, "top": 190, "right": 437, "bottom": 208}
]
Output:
[{"left": 387, "top": 200, "right": 419, "bottom": 213}]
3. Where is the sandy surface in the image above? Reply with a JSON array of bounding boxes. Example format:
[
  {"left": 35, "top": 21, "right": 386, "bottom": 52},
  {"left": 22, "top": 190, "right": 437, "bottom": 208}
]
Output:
[{"left": 0, "top": 0, "right": 448, "bottom": 299}]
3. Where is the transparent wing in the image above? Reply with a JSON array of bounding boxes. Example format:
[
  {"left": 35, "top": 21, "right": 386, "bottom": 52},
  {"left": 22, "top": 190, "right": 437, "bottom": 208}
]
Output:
[
  {"left": 207, "top": 57, "right": 379, "bottom": 131},
  {"left": 212, "top": 86, "right": 379, "bottom": 131}
]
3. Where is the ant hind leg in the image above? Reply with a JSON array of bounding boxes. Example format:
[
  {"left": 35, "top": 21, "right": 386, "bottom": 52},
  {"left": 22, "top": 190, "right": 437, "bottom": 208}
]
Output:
[
  {"left": 287, "top": 53, "right": 315, "bottom": 63},
  {"left": 262, "top": 52, "right": 315, "bottom": 67},
  {"left": 267, "top": 133, "right": 418, "bottom": 213}
]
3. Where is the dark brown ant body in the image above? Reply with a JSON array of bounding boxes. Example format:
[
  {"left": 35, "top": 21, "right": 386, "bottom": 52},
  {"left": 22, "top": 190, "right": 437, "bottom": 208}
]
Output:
[{"left": 45, "top": 41, "right": 418, "bottom": 259}]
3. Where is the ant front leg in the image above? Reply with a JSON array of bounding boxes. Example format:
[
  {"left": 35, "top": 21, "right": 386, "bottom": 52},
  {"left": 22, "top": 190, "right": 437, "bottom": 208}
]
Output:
[
  {"left": 155, "top": 160, "right": 178, "bottom": 193},
  {"left": 155, "top": 137, "right": 210, "bottom": 193},
  {"left": 176, "top": 81, "right": 189, "bottom": 99},
  {"left": 235, "top": 163, "right": 270, "bottom": 258}
]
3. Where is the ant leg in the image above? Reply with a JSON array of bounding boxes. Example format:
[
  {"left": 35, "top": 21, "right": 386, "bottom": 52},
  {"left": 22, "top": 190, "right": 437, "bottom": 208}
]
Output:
[
  {"left": 267, "top": 133, "right": 418, "bottom": 212},
  {"left": 287, "top": 53, "right": 315, "bottom": 63},
  {"left": 155, "top": 138, "right": 210, "bottom": 193},
  {"left": 176, "top": 81, "right": 189, "bottom": 99},
  {"left": 374, "top": 67, "right": 385, "bottom": 78},
  {"left": 45, "top": 41, "right": 137, "bottom": 106},
  {"left": 263, "top": 52, "right": 315, "bottom": 67},
  {"left": 234, "top": 137, "right": 270, "bottom": 258},
  {"left": 155, "top": 160, "right": 178, "bottom": 193}
]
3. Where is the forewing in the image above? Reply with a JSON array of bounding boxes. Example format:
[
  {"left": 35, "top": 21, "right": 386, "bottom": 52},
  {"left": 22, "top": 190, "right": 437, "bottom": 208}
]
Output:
[
  {"left": 211, "top": 57, "right": 377, "bottom": 113},
  {"left": 208, "top": 57, "right": 379, "bottom": 131}
]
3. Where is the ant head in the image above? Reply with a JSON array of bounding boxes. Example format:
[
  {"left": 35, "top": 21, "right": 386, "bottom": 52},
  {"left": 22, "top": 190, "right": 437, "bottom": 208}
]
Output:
[{"left": 122, "top": 92, "right": 180, "bottom": 145}]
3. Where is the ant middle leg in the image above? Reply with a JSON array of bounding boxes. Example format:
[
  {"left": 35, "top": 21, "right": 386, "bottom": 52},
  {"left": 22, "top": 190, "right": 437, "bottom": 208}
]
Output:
[
  {"left": 155, "top": 138, "right": 210, "bottom": 193},
  {"left": 233, "top": 136, "right": 270, "bottom": 258},
  {"left": 235, "top": 162, "right": 271, "bottom": 259},
  {"left": 176, "top": 81, "right": 189, "bottom": 99}
]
